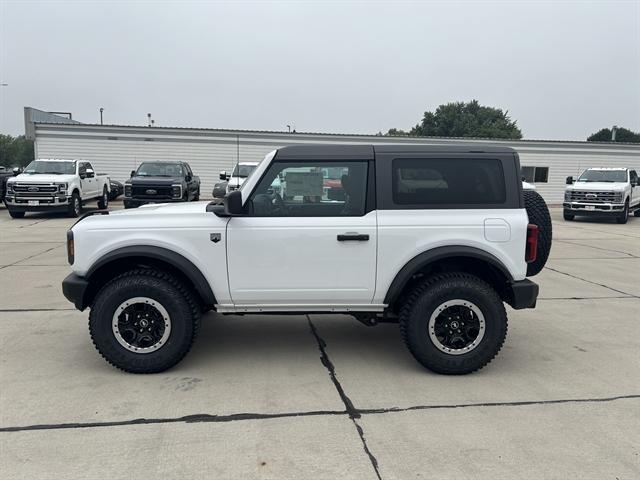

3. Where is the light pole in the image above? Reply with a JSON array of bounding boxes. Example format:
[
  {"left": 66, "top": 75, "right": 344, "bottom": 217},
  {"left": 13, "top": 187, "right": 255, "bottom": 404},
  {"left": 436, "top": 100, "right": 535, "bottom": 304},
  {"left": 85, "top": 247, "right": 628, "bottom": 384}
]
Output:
[
  {"left": 147, "top": 113, "right": 152, "bottom": 127},
  {"left": 286, "top": 124, "right": 291, "bottom": 133},
  {"left": 99, "top": 108, "right": 104, "bottom": 125}
]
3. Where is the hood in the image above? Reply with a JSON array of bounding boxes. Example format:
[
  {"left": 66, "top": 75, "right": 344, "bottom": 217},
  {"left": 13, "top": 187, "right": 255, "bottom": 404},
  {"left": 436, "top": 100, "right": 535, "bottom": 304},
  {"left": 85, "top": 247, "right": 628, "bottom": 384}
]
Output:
[
  {"left": 129, "top": 176, "right": 181, "bottom": 186},
  {"left": 109, "top": 201, "right": 208, "bottom": 217},
  {"left": 567, "top": 181, "right": 627, "bottom": 191},
  {"left": 9, "top": 173, "right": 76, "bottom": 184}
]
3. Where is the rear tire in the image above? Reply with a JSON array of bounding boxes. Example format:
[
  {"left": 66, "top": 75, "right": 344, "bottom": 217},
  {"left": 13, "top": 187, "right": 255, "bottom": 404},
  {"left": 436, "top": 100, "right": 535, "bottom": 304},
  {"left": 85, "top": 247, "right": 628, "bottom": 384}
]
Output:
[
  {"left": 89, "top": 269, "right": 200, "bottom": 373},
  {"left": 563, "top": 210, "right": 575, "bottom": 221},
  {"left": 616, "top": 200, "right": 629, "bottom": 224},
  {"left": 399, "top": 272, "right": 507, "bottom": 375},
  {"left": 97, "top": 187, "right": 109, "bottom": 209},
  {"left": 524, "top": 190, "right": 552, "bottom": 276},
  {"left": 67, "top": 192, "right": 81, "bottom": 218},
  {"left": 8, "top": 210, "right": 25, "bottom": 219}
]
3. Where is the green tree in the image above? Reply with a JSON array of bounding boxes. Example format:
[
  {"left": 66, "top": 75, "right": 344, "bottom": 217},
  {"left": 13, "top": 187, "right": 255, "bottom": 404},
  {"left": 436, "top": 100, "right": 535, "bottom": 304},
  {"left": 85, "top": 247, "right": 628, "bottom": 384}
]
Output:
[
  {"left": 0, "top": 134, "right": 35, "bottom": 168},
  {"left": 386, "top": 100, "right": 522, "bottom": 139},
  {"left": 587, "top": 127, "right": 640, "bottom": 143},
  {"left": 410, "top": 100, "right": 522, "bottom": 139}
]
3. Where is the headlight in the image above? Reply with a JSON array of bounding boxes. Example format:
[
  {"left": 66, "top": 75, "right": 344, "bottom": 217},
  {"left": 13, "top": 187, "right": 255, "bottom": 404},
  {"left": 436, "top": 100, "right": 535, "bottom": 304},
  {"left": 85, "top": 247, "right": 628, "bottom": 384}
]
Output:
[
  {"left": 6, "top": 182, "right": 14, "bottom": 193},
  {"left": 57, "top": 182, "right": 68, "bottom": 194},
  {"left": 172, "top": 184, "right": 182, "bottom": 198},
  {"left": 124, "top": 184, "right": 132, "bottom": 197},
  {"left": 66, "top": 230, "right": 74, "bottom": 265},
  {"left": 564, "top": 191, "right": 571, "bottom": 201}
]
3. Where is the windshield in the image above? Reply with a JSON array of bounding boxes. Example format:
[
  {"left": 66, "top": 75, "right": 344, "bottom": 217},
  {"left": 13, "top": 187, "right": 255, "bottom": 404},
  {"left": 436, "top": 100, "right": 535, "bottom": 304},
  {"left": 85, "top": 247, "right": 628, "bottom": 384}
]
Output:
[
  {"left": 135, "top": 162, "right": 183, "bottom": 177},
  {"left": 231, "top": 164, "right": 257, "bottom": 178},
  {"left": 577, "top": 170, "right": 627, "bottom": 183},
  {"left": 24, "top": 160, "right": 76, "bottom": 175}
]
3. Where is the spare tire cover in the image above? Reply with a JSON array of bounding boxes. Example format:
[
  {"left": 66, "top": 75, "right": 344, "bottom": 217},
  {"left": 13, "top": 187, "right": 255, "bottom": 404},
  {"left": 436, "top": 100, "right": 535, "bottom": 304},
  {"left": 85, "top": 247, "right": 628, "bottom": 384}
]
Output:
[{"left": 524, "top": 189, "right": 552, "bottom": 276}]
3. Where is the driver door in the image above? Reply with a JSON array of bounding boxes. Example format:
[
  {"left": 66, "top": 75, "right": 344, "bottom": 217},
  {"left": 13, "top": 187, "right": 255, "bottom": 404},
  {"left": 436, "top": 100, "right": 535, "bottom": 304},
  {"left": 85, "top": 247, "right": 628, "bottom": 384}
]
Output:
[{"left": 226, "top": 159, "right": 377, "bottom": 306}]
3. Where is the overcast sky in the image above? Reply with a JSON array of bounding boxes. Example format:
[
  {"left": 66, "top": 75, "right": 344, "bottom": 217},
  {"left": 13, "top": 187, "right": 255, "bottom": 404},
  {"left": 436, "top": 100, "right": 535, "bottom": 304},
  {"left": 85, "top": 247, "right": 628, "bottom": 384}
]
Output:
[{"left": 1, "top": 0, "right": 639, "bottom": 140}]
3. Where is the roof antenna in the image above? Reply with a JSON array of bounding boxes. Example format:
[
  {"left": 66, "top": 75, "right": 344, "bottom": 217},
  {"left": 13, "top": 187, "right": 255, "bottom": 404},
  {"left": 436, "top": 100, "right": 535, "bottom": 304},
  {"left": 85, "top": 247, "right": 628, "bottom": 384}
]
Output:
[{"left": 236, "top": 134, "right": 240, "bottom": 188}]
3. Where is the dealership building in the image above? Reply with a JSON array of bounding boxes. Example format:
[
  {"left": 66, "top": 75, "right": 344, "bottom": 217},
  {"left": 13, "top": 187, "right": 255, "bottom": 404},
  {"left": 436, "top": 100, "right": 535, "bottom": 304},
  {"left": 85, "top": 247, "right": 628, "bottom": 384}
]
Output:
[{"left": 25, "top": 107, "right": 640, "bottom": 204}]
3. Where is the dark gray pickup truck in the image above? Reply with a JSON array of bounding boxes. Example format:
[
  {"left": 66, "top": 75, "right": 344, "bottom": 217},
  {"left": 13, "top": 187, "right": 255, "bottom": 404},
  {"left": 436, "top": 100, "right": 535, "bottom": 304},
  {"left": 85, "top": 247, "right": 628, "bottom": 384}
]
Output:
[{"left": 124, "top": 161, "right": 200, "bottom": 208}]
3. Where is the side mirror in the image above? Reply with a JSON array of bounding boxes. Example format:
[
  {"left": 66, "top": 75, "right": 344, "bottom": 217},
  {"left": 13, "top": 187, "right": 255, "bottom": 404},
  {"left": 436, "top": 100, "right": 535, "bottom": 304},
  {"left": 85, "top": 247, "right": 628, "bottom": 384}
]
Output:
[
  {"left": 130, "top": 170, "right": 136, "bottom": 178},
  {"left": 224, "top": 190, "right": 243, "bottom": 215},
  {"left": 86, "top": 168, "right": 95, "bottom": 178},
  {"left": 219, "top": 171, "right": 229, "bottom": 181},
  {"left": 566, "top": 176, "right": 574, "bottom": 185},
  {"left": 12, "top": 167, "right": 20, "bottom": 175}
]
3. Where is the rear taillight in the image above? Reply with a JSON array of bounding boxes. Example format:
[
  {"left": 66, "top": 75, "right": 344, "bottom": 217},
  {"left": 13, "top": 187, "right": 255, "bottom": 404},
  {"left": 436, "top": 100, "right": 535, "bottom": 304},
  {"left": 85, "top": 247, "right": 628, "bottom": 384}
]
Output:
[{"left": 525, "top": 224, "right": 538, "bottom": 263}]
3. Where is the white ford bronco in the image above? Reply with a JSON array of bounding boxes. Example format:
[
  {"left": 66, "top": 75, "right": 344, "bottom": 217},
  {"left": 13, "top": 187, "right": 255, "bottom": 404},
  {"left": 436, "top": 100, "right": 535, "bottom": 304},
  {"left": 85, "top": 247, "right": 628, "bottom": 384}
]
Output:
[
  {"left": 4, "top": 159, "right": 110, "bottom": 218},
  {"left": 564, "top": 167, "right": 640, "bottom": 223},
  {"left": 62, "top": 145, "right": 551, "bottom": 375}
]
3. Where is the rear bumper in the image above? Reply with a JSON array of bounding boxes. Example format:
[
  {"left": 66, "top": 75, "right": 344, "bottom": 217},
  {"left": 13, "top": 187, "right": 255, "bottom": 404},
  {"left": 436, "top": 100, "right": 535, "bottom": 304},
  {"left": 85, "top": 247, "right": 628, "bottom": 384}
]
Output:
[
  {"left": 506, "top": 279, "right": 539, "bottom": 309},
  {"left": 62, "top": 273, "right": 90, "bottom": 311}
]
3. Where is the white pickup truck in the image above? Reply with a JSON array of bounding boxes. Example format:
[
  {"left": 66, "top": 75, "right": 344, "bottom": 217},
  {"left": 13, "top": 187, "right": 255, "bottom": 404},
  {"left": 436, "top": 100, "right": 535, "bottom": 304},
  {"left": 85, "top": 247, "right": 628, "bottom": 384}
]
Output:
[
  {"left": 563, "top": 167, "right": 640, "bottom": 223},
  {"left": 4, "top": 159, "right": 110, "bottom": 219}
]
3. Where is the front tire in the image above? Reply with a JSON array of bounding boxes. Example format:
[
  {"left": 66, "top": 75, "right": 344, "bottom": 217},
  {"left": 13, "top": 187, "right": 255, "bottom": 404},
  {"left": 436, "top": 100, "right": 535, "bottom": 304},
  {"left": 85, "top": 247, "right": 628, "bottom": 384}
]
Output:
[
  {"left": 97, "top": 187, "right": 109, "bottom": 209},
  {"left": 616, "top": 200, "right": 629, "bottom": 224},
  {"left": 399, "top": 273, "right": 507, "bottom": 375},
  {"left": 8, "top": 210, "right": 25, "bottom": 219},
  {"left": 89, "top": 269, "right": 200, "bottom": 373},
  {"left": 67, "top": 192, "right": 81, "bottom": 217}
]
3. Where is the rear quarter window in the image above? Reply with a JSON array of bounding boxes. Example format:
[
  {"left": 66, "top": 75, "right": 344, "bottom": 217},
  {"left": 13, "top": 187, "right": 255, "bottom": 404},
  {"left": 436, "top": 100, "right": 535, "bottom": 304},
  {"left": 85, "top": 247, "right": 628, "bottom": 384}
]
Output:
[{"left": 392, "top": 158, "right": 506, "bottom": 206}]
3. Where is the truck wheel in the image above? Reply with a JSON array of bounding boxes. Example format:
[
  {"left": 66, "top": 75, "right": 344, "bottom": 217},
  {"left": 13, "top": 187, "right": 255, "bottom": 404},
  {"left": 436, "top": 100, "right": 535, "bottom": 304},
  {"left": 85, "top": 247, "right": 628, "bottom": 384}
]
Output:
[
  {"left": 97, "top": 187, "right": 109, "bottom": 209},
  {"left": 67, "top": 192, "right": 82, "bottom": 217},
  {"left": 524, "top": 190, "right": 552, "bottom": 277},
  {"left": 616, "top": 200, "right": 629, "bottom": 224},
  {"left": 399, "top": 272, "right": 507, "bottom": 375},
  {"left": 563, "top": 210, "right": 574, "bottom": 221},
  {"left": 8, "top": 210, "right": 25, "bottom": 219},
  {"left": 89, "top": 269, "right": 200, "bottom": 373},
  {"left": 634, "top": 208, "right": 640, "bottom": 217}
]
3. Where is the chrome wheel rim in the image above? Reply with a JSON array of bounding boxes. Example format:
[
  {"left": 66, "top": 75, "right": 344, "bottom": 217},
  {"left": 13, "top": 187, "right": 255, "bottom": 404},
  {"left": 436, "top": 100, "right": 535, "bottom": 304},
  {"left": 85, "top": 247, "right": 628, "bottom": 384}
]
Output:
[
  {"left": 112, "top": 297, "right": 171, "bottom": 353},
  {"left": 74, "top": 197, "right": 80, "bottom": 215},
  {"left": 428, "top": 299, "right": 485, "bottom": 355}
]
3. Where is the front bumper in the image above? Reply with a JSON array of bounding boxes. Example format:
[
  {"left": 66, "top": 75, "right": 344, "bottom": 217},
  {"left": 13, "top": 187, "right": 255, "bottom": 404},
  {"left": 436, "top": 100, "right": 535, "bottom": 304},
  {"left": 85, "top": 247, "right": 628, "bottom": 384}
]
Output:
[
  {"left": 124, "top": 197, "right": 185, "bottom": 208},
  {"left": 563, "top": 202, "right": 625, "bottom": 215},
  {"left": 62, "top": 273, "right": 90, "bottom": 311},
  {"left": 4, "top": 194, "right": 70, "bottom": 211},
  {"left": 506, "top": 279, "right": 539, "bottom": 309}
]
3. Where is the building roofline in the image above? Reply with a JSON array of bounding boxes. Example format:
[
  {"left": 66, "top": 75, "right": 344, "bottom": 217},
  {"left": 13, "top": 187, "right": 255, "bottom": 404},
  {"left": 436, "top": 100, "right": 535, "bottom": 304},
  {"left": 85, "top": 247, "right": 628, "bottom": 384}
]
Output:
[{"left": 31, "top": 121, "right": 640, "bottom": 149}]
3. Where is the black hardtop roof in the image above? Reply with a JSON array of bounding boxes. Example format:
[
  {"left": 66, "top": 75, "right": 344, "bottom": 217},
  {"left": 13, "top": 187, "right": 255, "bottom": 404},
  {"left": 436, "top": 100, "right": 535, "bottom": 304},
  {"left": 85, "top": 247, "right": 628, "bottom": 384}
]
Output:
[{"left": 275, "top": 144, "right": 516, "bottom": 160}]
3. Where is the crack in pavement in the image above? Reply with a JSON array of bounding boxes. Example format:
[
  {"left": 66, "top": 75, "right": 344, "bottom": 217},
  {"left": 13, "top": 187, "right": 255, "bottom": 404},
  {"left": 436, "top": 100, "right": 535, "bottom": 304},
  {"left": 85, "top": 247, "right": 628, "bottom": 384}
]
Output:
[
  {"left": 0, "top": 308, "right": 76, "bottom": 313},
  {"left": 554, "top": 239, "right": 639, "bottom": 258},
  {"left": 544, "top": 266, "right": 638, "bottom": 298},
  {"left": 538, "top": 296, "right": 636, "bottom": 301},
  {"left": 0, "top": 246, "right": 61, "bottom": 270},
  {"left": 307, "top": 316, "right": 382, "bottom": 480},
  {"left": 2, "top": 394, "right": 638, "bottom": 434}
]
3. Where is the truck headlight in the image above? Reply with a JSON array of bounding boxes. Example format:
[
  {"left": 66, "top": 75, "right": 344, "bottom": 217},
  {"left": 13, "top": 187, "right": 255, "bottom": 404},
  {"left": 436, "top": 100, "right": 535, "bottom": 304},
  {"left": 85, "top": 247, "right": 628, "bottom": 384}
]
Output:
[
  {"left": 66, "top": 230, "right": 74, "bottom": 265},
  {"left": 172, "top": 184, "right": 182, "bottom": 198},
  {"left": 124, "top": 184, "right": 132, "bottom": 197},
  {"left": 57, "top": 182, "right": 68, "bottom": 194},
  {"left": 6, "top": 182, "right": 14, "bottom": 193},
  {"left": 564, "top": 191, "right": 571, "bottom": 201}
]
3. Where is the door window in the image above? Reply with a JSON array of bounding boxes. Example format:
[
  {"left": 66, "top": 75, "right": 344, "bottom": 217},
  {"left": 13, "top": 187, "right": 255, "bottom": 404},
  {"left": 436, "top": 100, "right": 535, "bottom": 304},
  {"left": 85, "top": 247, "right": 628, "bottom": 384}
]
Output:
[{"left": 248, "top": 161, "right": 368, "bottom": 216}]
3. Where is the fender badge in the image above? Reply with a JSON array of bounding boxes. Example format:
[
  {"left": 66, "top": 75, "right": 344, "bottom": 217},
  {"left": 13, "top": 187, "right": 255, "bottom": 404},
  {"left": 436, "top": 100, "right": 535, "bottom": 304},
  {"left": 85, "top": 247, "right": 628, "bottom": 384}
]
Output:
[{"left": 210, "top": 233, "right": 222, "bottom": 243}]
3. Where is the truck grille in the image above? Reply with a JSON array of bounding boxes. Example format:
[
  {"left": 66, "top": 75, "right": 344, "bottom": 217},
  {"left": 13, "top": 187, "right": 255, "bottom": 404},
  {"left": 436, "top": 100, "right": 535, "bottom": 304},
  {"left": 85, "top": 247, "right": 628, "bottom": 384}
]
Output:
[
  {"left": 132, "top": 186, "right": 173, "bottom": 198},
  {"left": 13, "top": 183, "right": 58, "bottom": 193},
  {"left": 569, "top": 190, "right": 621, "bottom": 203}
]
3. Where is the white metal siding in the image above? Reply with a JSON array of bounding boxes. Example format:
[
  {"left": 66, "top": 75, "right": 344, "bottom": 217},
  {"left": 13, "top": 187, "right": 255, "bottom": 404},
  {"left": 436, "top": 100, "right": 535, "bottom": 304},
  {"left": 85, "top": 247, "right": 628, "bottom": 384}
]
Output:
[{"left": 34, "top": 125, "right": 640, "bottom": 204}]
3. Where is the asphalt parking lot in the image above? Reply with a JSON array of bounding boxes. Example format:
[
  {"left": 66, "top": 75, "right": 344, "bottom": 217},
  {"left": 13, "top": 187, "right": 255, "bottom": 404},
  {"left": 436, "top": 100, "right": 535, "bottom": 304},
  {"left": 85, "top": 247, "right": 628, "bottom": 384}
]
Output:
[{"left": 1, "top": 203, "right": 639, "bottom": 479}]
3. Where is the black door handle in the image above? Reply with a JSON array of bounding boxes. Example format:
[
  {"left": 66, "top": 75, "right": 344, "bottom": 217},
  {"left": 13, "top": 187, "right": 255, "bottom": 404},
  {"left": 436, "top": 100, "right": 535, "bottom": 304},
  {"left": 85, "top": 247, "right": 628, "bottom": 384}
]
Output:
[{"left": 337, "top": 233, "right": 369, "bottom": 241}]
